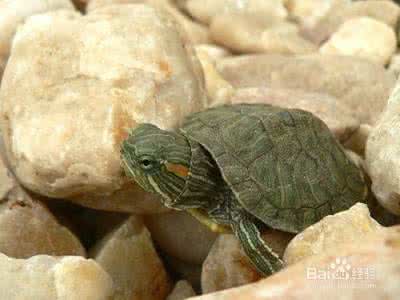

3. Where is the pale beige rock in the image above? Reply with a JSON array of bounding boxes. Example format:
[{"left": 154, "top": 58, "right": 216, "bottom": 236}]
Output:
[
  {"left": 320, "top": 17, "right": 397, "bottom": 65},
  {"left": 145, "top": 211, "right": 218, "bottom": 264},
  {"left": 366, "top": 78, "right": 400, "bottom": 215},
  {"left": 172, "top": 0, "right": 187, "bottom": 10},
  {"left": 229, "top": 87, "right": 360, "bottom": 143},
  {"left": 167, "top": 280, "right": 196, "bottom": 300},
  {"left": 286, "top": 0, "right": 350, "bottom": 27},
  {"left": 201, "top": 230, "right": 293, "bottom": 294},
  {"left": 209, "top": 13, "right": 283, "bottom": 53},
  {"left": 190, "top": 226, "right": 400, "bottom": 300},
  {"left": 165, "top": 5, "right": 210, "bottom": 45},
  {"left": 0, "top": 5, "right": 206, "bottom": 212},
  {"left": 389, "top": 53, "right": 400, "bottom": 77},
  {"left": 92, "top": 216, "right": 171, "bottom": 300},
  {"left": 283, "top": 203, "right": 382, "bottom": 265},
  {"left": 259, "top": 23, "right": 317, "bottom": 55},
  {"left": 196, "top": 51, "right": 235, "bottom": 107},
  {"left": 69, "top": 183, "right": 169, "bottom": 213},
  {"left": 0, "top": 156, "right": 85, "bottom": 258},
  {"left": 305, "top": 0, "right": 400, "bottom": 44},
  {"left": 217, "top": 54, "right": 396, "bottom": 124},
  {"left": 210, "top": 14, "right": 316, "bottom": 55},
  {"left": 194, "top": 44, "right": 230, "bottom": 63},
  {"left": 87, "top": 0, "right": 210, "bottom": 44},
  {"left": 0, "top": 0, "right": 74, "bottom": 78},
  {"left": 186, "top": 0, "right": 287, "bottom": 25},
  {"left": 0, "top": 254, "right": 114, "bottom": 300}
]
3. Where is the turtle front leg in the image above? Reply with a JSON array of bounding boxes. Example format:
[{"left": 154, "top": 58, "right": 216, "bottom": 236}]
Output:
[
  {"left": 188, "top": 208, "right": 231, "bottom": 233},
  {"left": 233, "top": 217, "right": 284, "bottom": 276}
]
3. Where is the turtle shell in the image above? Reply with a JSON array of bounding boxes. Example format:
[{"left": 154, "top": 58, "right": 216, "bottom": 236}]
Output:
[{"left": 180, "top": 104, "right": 366, "bottom": 233}]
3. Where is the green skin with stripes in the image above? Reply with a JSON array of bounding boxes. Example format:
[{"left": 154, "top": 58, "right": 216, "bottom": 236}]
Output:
[{"left": 120, "top": 104, "right": 366, "bottom": 276}]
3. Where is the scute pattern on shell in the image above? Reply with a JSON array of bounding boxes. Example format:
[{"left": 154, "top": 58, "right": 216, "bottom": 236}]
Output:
[{"left": 181, "top": 104, "right": 366, "bottom": 233}]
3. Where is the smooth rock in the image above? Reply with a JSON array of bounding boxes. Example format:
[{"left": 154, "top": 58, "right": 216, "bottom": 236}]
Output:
[
  {"left": 0, "top": 0, "right": 74, "bottom": 79},
  {"left": 320, "top": 17, "right": 397, "bottom": 65},
  {"left": 210, "top": 12, "right": 282, "bottom": 54},
  {"left": 91, "top": 216, "right": 171, "bottom": 300},
  {"left": 186, "top": 0, "right": 287, "bottom": 25},
  {"left": 145, "top": 211, "right": 218, "bottom": 264},
  {"left": 388, "top": 53, "right": 400, "bottom": 77},
  {"left": 305, "top": 0, "right": 400, "bottom": 44},
  {"left": 229, "top": 87, "right": 360, "bottom": 143},
  {"left": 210, "top": 14, "right": 316, "bottom": 54},
  {"left": 172, "top": 0, "right": 187, "bottom": 10},
  {"left": 283, "top": 203, "right": 381, "bottom": 265},
  {"left": 0, "top": 254, "right": 114, "bottom": 300},
  {"left": 286, "top": 0, "right": 350, "bottom": 28},
  {"left": 194, "top": 44, "right": 230, "bottom": 63},
  {"left": 190, "top": 225, "right": 400, "bottom": 300},
  {"left": 217, "top": 54, "right": 396, "bottom": 124},
  {"left": 196, "top": 51, "right": 235, "bottom": 107},
  {"left": 366, "top": 78, "right": 400, "bottom": 215},
  {"left": 0, "top": 156, "right": 85, "bottom": 258},
  {"left": 259, "top": 23, "right": 317, "bottom": 55},
  {"left": 167, "top": 280, "right": 196, "bottom": 300},
  {"left": 87, "top": 0, "right": 211, "bottom": 44},
  {"left": 201, "top": 230, "right": 293, "bottom": 294},
  {"left": 0, "top": 5, "right": 206, "bottom": 212}
]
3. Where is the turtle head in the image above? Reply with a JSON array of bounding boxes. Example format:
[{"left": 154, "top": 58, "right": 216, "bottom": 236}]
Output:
[{"left": 121, "top": 123, "right": 192, "bottom": 209}]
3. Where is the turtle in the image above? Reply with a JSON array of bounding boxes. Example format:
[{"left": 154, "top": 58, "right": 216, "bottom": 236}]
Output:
[{"left": 120, "top": 103, "right": 367, "bottom": 276}]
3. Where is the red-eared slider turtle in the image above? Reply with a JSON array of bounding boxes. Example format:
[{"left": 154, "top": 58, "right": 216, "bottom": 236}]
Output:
[{"left": 121, "top": 104, "right": 366, "bottom": 275}]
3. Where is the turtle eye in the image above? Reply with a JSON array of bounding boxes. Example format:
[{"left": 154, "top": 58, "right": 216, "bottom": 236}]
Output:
[{"left": 139, "top": 157, "right": 155, "bottom": 170}]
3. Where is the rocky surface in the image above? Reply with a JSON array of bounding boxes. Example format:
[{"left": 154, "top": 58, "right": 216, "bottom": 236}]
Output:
[
  {"left": 145, "top": 211, "right": 218, "bottom": 265},
  {"left": 0, "top": 0, "right": 75, "bottom": 78},
  {"left": 91, "top": 216, "right": 171, "bottom": 300},
  {"left": 194, "top": 44, "right": 230, "bottom": 63},
  {"left": 305, "top": 0, "right": 400, "bottom": 44},
  {"left": 284, "top": 203, "right": 382, "bottom": 265},
  {"left": 0, "top": 254, "right": 114, "bottom": 300},
  {"left": 217, "top": 54, "right": 396, "bottom": 124},
  {"left": 0, "top": 1, "right": 398, "bottom": 299},
  {"left": 201, "top": 230, "right": 293, "bottom": 294},
  {"left": 191, "top": 225, "right": 400, "bottom": 300},
  {"left": 87, "top": 0, "right": 211, "bottom": 45},
  {"left": 167, "top": 280, "right": 196, "bottom": 300},
  {"left": 196, "top": 51, "right": 235, "bottom": 107},
  {"left": 0, "top": 156, "right": 85, "bottom": 258},
  {"left": 0, "top": 4, "right": 206, "bottom": 212},
  {"left": 366, "top": 78, "right": 400, "bottom": 215},
  {"left": 185, "top": 0, "right": 287, "bottom": 25},
  {"left": 209, "top": 14, "right": 316, "bottom": 55},
  {"left": 389, "top": 53, "right": 400, "bottom": 77},
  {"left": 286, "top": 0, "right": 349, "bottom": 28},
  {"left": 320, "top": 17, "right": 396, "bottom": 65}
]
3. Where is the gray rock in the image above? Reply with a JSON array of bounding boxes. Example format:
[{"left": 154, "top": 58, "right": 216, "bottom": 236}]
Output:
[{"left": 217, "top": 54, "right": 396, "bottom": 124}]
